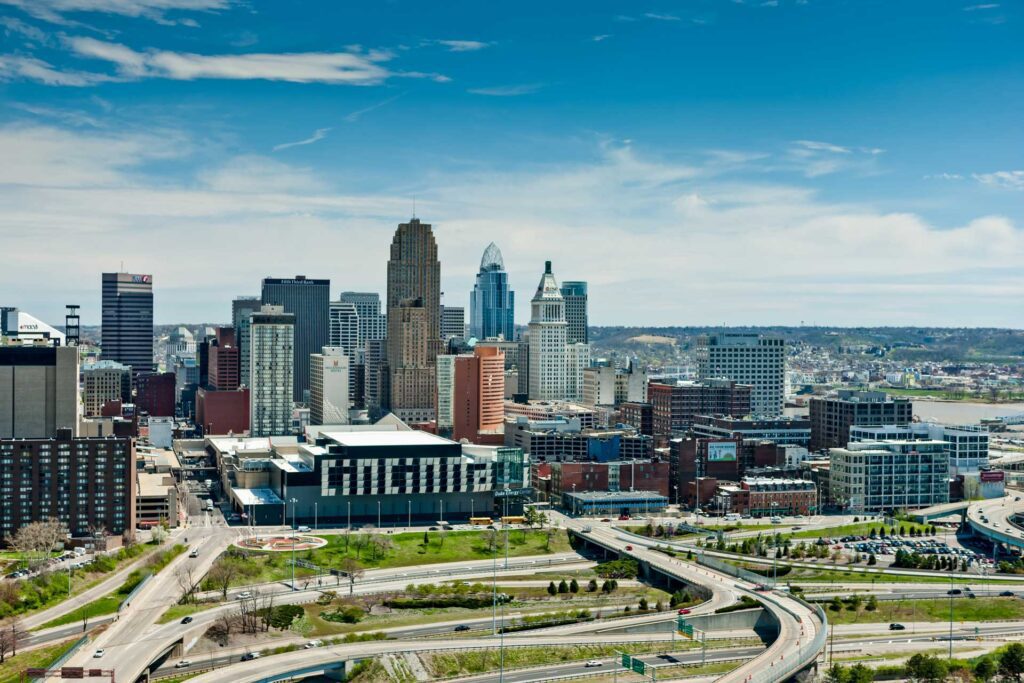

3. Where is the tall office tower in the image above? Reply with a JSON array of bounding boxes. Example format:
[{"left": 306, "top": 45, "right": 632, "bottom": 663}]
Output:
[
  {"left": 309, "top": 347, "right": 350, "bottom": 425},
  {"left": 249, "top": 305, "right": 295, "bottom": 437},
  {"left": 387, "top": 301, "right": 436, "bottom": 422},
  {"left": 516, "top": 335, "right": 530, "bottom": 397},
  {"left": 328, "top": 301, "right": 360, "bottom": 359},
  {"left": 565, "top": 342, "right": 591, "bottom": 402},
  {"left": 454, "top": 346, "right": 505, "bottom": 443},
  {"left": 435, "top": 355, "right": 457, "bottom": 436},
  {"left": 528, "top": 261, "right": 568, "bottom": 401},
  {"left": 101, "top": 272, "right": 154, "bottom": 378},
  {"left": 339, "top": 292, "right": 386, "bottom": 349},
  {"left": 386, "top": 218, "right": 442, "bottom": 420},
  {"left": 469, "top": 242, "right": 515, "bottom": 341},
  {"left": 81, "top": 360, "right": 131, "bottom": 416},
  {"left": 232, "top": 296, "right": 260, "bottom": 387},
  {"left": 208, "top": 327, "right": 240, "bottom": 391},
  {"left": 440, "top": 305, "right": 466, "bottom": 340},
  {"left": 261, "top": 276, "right": 329, "bottom": 402},
  {"left": 364, "top": 338, "right": 387, "bottom": 416},
  {"left": 0, "top": 344, "right": 80, "bottom": 438},
  {"left": 560, "top": 280, "right": 588, "bottom": 344},
  {"left": 696, "top": 333, "right": 786, "bottom": 418}
]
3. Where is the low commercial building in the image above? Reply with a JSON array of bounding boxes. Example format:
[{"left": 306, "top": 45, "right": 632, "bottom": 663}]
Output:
[
  {"left": 135, "top": 472, "right": 179, "bottom": 528},
  {"left": 562, "top": 490, "right": 668, "bottom": 517},
  {"left": 0, "top": 429, "right": 135, "bottom": 542},
  {"left": 715, "top": 477, "right": 817, "bottom": 517},
  {"left": 829, "top": 440, "right": 950, "bottom": 513},
  {"left": 503, "top": 400, "right": 597, "bottom": 429},
  {"left": 691, "top": 415, "right": 811, "bottom": 448},
  {"left": 505, "top": 416, "right": 653, "bottom": 462}
]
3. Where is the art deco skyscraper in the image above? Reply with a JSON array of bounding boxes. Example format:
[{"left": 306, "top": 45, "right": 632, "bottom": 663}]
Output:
[
  {"left": 385, "top": 218, "right": 441, "bottom": 422},
  {"left": 101, "top": 272, "right": 154, "bottom": 378},
  {"left": 469, "top": 242, "right": 515, "bottom": 341},
  {"left": 528, "top": 261, "right": 568, "bottom": 401}
]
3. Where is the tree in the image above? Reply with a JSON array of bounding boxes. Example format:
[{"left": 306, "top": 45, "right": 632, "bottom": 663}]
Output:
[
  {"left": 848, "top": 664, "right": 873, "bottom": 683},
  {"left": 906, "top": 653, "right": 948, "bottom": 683},
  {"left": 207, "top": 560, "right": 239, "bottom": 600},
  {"left": 557, "top": 579, "right": 569, "bottom": 594},
  {"left": 547, "top": 581, "right": 557, "bottom": 596},
  {"left": 829, "top": 596, "right": 843, "bottom": 612},
  {"left": 867, "top": 553, "right": 877, "bottom": 566},
  {"left": 638, "top": 597, "right": 649, "bottom": 611},
  {"left": 586, "top": 579, "right": 598, "bottom": 593},
  {"left": 569, "top": 579, "right": 579, "bottom": 594},
  {"left": 339, "top": 558, "right": 364, "bottom": 596},
  {"left": 824, "top": 663, "right": 850, "bottom": 683},
  {"left": 847, "top": 594, "right": 862, "bottom": 612},
  {"left": 151, "top": 525, "right": 169, "bottom": 544},
  {"left": 0, "top": 619, "right": 26, "bottom": 663},
  {"left": 973, "top": 656, "right": 997, "bottom": 682},
  {"left": 865, "top": 595, "right": 878, "bottom": 612},
  {"left": 122, "top": 530, "right": 138, "bottom": 548},
  {"left": 423, "top": 530, "right": 429, "bottom": 546},
  {"left": 601, "top": 580, "right": 612, "bottom": 594},
  {"left": 10, "top": 519, "right": 68, "bottom": 566},
  {"left": 999, "top": 642, "right": 1024, "bottom": 682}
]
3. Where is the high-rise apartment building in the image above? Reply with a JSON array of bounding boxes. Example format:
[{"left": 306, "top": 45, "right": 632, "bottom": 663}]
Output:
[
  {"left": 261, "top": 276, "right": 329, "bottom": 402},
  {"left": 309, "top": 346, "right": 350, "bottom": 425},
  {"left": 386, "top": 219, "right": 441, "bottom": 421},
  {"left": 135, "top": 372, "right": 175, "bottom": 417},
  {"left": 528, "top": 262, "right": 568, "bottom": 401},
  {"left": 364, "top": 339, "right": 387, "bottom": 415},
  {"left": 445, "top": 346, "right": 505, "bottom": 444},
  {"left": 0, "top": 429, "right": 136, "bottom": 540},
  {"left": 469, "top": 242, "right": 515, "bottom": 341},
  {"left": 101, "top": 272, "right": 154, "bottom": 378},
  {"left": 696, "top": 333, "right": 786, "bottom": 417},
  {"left": 560, "top": 280, "right": 588, "bottom": 344},
  {"left": 809, "top": 390, "right": 913, "bottom": 452},
  {"left": 232, "top": 296, "right": 260, "bottom": 387},
  {"left": 338, "top": 292, "right": 386, "bottom": 350},
  {"left": 440, "top": 305, "right": 466, "bottom": 340},
  {"left": 830, "top": 440, "right": 950, "bottom": 513},
  {"left": 329, "top": 301, "right": 360, "bottom": 359},
  {"left": 0, "top": 344, "right": 80, "bottom": 438},
  {"left": 249, "top": 305, "right": 295, "bottom": 437},
  {"left": 81, "top": 360, "right": 131, "bottom": 416}
]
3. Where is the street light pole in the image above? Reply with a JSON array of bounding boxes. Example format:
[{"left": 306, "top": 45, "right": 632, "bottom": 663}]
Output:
[
  {"left": 948, "top": 573, "right": 954, "bottom": 659},
  {"left": 314, "top": 502, "right": 318, "bottom": 531},
  {"left": 289, "top": 497, "right": 298, "bottom": 591},
  {"left": 408, "top": 500, "right": 412, "bottom": 529},
  {"left": 378, "top": 500, "right": 381, "bottom": 529}
]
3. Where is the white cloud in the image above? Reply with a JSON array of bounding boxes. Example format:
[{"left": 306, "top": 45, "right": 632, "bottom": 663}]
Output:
[
  {"left": 784, "top": 139, "right": 885, "bottom": 177},
  {"left": 0, "top": 54, "right": 115, "bottom": 85},
  {"left": 468, "top": 83, "right": 543, "bottom": 96},
  {"left": 65, "top": 37, "right": 402, "bottom": 84},
  {"left": 592, "top": 34, "right": 611, "bottom": 42},
  {"left": 0, "top": 123, "right": 1020, "bottom": 327},
  {"left": 924, "top": 173, "right": 964, "bottom": 181},
  {"left": 0, "top": 0, "right": 231, "bottom": 24},
  {"left": 0, "top": 16, "right": 51, "bottom": 42},
  {"left": 644, "top": 12, "right": 680, "bottom": 21},
  {"left": 963, "top": 3, "right": 999, "bottom": 10},
  {"left": 434, "top": 40, "right": 490, "bottom": 52},
  {"left": 343, "top": 92, "right": 406, "bottom": 122},
  {"left": 792, "top": 139, "right": 851, "bottom": 154},
  {"left": 973, "top": 170, "right": 1024, "bottom": 191},
  {"left": 272, "top": 128, "right": 331, "bottom": 152}
]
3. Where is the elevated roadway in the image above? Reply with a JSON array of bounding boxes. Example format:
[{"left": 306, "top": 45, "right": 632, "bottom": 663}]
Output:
[{"left": 965, "top": 495, "right": 1024, "bottom": 551}]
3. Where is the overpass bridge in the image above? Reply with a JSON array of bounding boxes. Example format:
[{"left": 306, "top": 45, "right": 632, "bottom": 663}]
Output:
[
  {"left": 965, "top": 496, "right": 1024, "bottom": 552},
  {"left": 911, "top": 500, "right": 972, "bottom": 523}
]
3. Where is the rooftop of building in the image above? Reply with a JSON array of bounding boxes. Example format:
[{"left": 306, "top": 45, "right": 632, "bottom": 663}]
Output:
[
  {"left": 321, "top": 430, "right": 457, "bottom": 448},
  {"left": 83, "top": 360, "right": 130, "bottom": 371},
  {"left": 234, "top": 487, "right": 285, "bottom": 506},
  {"left": 563, "top": 490, "right": 668, "bottom": 501},
  {"left": 137, "top": 472, "right": 176, "bottom": 498}
]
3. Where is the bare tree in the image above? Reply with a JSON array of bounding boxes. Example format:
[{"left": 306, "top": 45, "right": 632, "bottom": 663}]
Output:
[
  {"left": 10, "top": 519, "right": 69, "bottom": 567},
  {"left": 207, "top": 561, "right": 238, "bottom": 601},
  {"left": 175, "top": 564, "right": 199, "bottom": 604},
  {"left": 237, "top": 590, "right": 262, "bottom": 635},
  {"left": 122, "top": 529, "right": 138, "bottom": 548},
  {"left": 0, "top": 619, "right": 26, "bottom": 662},
  {"left": 258, "top": 592, "right": 275, "bottom": 633},
  {"left": 484, "top": 529, "right": 498, "bottom": 554},
  {"left": 339, "top": 558, "right": 364, "bottom": 596}
]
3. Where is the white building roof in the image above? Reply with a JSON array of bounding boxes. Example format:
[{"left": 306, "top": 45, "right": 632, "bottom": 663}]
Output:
[{"left": 322, "top": 430, "right": 457, "bottom": 448}]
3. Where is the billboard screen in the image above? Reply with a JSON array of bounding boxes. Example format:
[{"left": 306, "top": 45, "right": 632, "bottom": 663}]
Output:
[
  {"left": 707, "top": 442, "right": 737, "bottom": 462},
  {"left": 980, "top": 471, "right": 1004, "bottom": 482}
]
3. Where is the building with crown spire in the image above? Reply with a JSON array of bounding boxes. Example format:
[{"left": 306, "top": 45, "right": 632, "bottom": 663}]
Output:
[
  {"left": 470, "top": 242, "right": 515, "bottom": 341},
  {"left": 528, "top": 261, "right": 568, "bottom": 400}
]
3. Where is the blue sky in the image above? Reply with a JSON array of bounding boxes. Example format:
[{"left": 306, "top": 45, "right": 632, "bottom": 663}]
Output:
[{"left": 1, "top": 0, "right": 1021, "bottom": 327}]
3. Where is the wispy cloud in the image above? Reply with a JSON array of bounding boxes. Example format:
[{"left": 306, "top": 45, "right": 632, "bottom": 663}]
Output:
[
  {"left": 644, "top": 12, "right": 680, "bottom": 21},
  {"left": 793, "top": 140, "right": 852, "bottom": 154},
  {"left": 963, "top": 3, "right": 999, "bottom": 10},
  {"left": 0, "top": 54, "right": 115, "bottom": 86},
  {"left": 0, "top": 16, "right": 51, "bottom": 42},
  {"left": 924, "top": 173, "right": 965, "bottom": 181},
  {"left": 7, "top": 101, "right": 103, "bottom": 127},
  {"left": 973, "top": 170, "right": 1024, "bottom": 191},
  {"left": 468, "top": 83, "right": 543, "bottom": 96},
  {"left": 0, "top": 0, "right": 232, "bottom": 24},
  {"left": 344, "top": 91, "right": 406, "bottom": 122},
  {"left": 592, "top": 34, "right": 611, "bottom": 42},
  {"left": 433, "top": 39, "right": 491, "bottom": 52},
  {"left": 272, "top": 127, "right": 331, "bottom": 152},
  {"left": 786, "top": 140, "right": 884, "bottom": 177}
]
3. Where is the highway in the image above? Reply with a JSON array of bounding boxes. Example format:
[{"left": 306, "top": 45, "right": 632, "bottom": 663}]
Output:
[{"left": 966, "top": 494, "right": 1024, "bottom": 550}]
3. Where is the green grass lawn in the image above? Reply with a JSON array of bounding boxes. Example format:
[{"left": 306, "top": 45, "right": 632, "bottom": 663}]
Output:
[
  {"left": 787, "top": 520, "right": 934, "bottom": 540},
  {"left": 204, "top": 529, "right": 572, "bottom": 589},
  {"left": 0, "top": 639, "right": 76, "bottom": 683},
  {"left": 824, "top": 597, "right": 1024, "bottom": 625}
]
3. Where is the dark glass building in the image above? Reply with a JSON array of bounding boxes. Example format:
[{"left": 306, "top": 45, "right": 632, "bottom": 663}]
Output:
[
  {"left": 560, "top": 280, "right": 588, "bottom": 344},
  {"left": 261, "top": 276, "right": 330, "bottom": 402},
  {"left": 469, "top": 242, "right": 515, "bottom": 341},
  {"left": 101, "top": 272, "right": 154, "bottom": 378}
]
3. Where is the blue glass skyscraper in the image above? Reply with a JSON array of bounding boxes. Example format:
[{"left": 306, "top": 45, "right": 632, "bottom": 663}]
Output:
[{"left": 469, "top": 242, "right": 515, "bottom": 341}]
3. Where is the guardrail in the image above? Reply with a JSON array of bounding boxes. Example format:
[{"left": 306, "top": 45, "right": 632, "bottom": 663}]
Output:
[
  {"left": 27, "top": 635, "right": 91, "bottom": 683},
  {"left": 118, "top": 572, "right": 153, "bottom": 612}
]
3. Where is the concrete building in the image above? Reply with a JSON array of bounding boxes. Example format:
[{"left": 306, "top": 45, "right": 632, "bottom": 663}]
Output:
[
  {"left": 560, "top": 281, "right": 588, "bottom": 345},
  {"left": 249, "top": 305, "right": 295, "bottom": 437},
  {"left": 809, "top": 390, "right": 913, "bottom": 452},
  {"left": 506, "top": 416, "right": 653, "bottom": 462},
  {"left": 386, "top": 219, "right": 442, "bottom": 421},
  {"left": 830, "top": 440, "right": 950, "bottom": 513},
  {"left": 101, "top": 272, "right": 154, "bottom": 378},
  {"left": 440, "top": 305, "right": 466, "bottom": 340},
  {"left": 647, "top": 379, "right": 751, "bottom": 442},
  {"left": 339, "top": 292, "right": 386, "bottom": 351},
  {"left": 329, "top": 301, "right": 360, "bottom": 359},
  {"left": 528, "top": 261, "right": 568, "bottom": 401},
  {"left": 850, "top": 423, "right": 990, "bottom": 474},
  {"left": 310, "top": 347, "right": 350, "bottom": 426},
  {"left": 503, "top": 400, "right": 598, "bottom": 429},
  {"left": 0, "top": 343, "right": 79, "bottom": 438},
  {"left": 581, "top": 363, "right": 648, "bottom": 408},
  {"left": 82, "top": 360, "right": 131, "bottom": 417},
  {"left": 565, "top": 342, "right": 590, "bottom": 402},
  {"left": 165, "top": 326, "right": 195, "bottom": 372},
  {"left": 261, "top": 276, "right": 330, "bottom": 402},
  {"left": 231, "top": 296, "right": 260, "bottom": 388},
  {"left": 469, "top": 242, "right": 515, "bottom": 342},
  {"left": 135, "top": 472, "right": 179, "bottom": 529},
  {"left": 696, "top": 333, "right": 785, "bottom": 417},
  {"left": 0, "top": 429, "right": 135, "bottom": 541},
  {"left": 691, "top": 415, "right": 811, "bottom": 447},
  {"left": 563, "top": 490, "right": 667, "bottom": 517}
]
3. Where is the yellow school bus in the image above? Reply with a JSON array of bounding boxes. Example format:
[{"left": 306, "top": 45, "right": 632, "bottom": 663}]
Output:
[{"left": 470, "top": 517, "right": 495, "bottom": 526}]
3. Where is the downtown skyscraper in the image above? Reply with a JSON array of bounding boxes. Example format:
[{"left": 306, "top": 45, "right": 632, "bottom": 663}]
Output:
[
  {"left": 101, "top": 272, "right": 154, "bottom": 378},
  {"left": 528, "top": 261, "right": 568, "bottom": 401},
  {"left": 385, "top": 218, "right": 441, "bottom": 422},
  {"left": 560, "top": 280, "right": 588, "bottom": 344},
  {"left": 469, "top": 242, "right": 515, "bottom": 341},
  {"left": 261, "top": 275, "right": 329, "bottom": 402},
  {"left": 249, "top": 304, "right": 295, "bottom": 437}
]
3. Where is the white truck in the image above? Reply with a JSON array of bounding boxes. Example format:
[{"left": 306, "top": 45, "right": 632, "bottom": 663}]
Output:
[{"left": 205, "top": 499, "right": 214, "bottom": 512}]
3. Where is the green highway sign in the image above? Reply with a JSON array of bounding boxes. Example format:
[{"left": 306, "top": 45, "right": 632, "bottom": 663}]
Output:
[
  {"left": 632, "top": 658, "right": 646, "bottom": 674},
  {"left": 621, "top": 654, "right": 632, "bottom": 668}
]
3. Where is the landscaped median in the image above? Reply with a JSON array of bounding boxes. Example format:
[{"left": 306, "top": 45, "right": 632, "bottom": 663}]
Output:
[{"left": 34, "top": 544, "right": 187, "bottom": 630}]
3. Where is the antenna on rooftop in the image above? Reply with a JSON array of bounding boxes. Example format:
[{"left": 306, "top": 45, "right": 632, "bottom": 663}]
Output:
[{"left": 412, "top": 196, "right": 417, "bottom": 219}]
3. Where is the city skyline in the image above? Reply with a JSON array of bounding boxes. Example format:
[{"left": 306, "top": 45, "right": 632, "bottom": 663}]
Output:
[{"left": 0, "top": 0, "right": 1021, "bottom": 328}]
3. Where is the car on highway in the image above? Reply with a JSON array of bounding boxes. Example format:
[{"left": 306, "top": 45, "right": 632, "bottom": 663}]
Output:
[
  {"left": 625, "top": 545, "right": 633, "bottom": 551},
  {"left": 584, "top": 660, "right": 603, "bottom": 668},
  {"left": 93, "top": 649, "right": 106, "bottom": 658},
  {"left": 175, "top": 660, "right": 191, "bottom": 669},
  {"left": 889, "top": 623, "right": 906, "bottom": 630},
  {"left": 600, "top": 518, "right": 611, "bottom": 522},
  {"left": 304, "top": 640, "right": 323, "bottom": 648},
  {"left": 454, "top": 624, "right": 472, "bottom": 632},
  {"left": 181, "top": 616, "right": 194, "bottom": 624},
  {"left": 236, "top": 591, "right": 253, "bottom": 600},
  {"left": 1000, "top": 591, "right": 1016, "bottom": 597},
  {"left": 948, "top": 589, "right": 962, "bottom": 595},
  {"left": 677, "top": 608, "right": 691, "bottom": 615},
  {"left": 240, "top": 652, "right": 260, "bottom": 661}
]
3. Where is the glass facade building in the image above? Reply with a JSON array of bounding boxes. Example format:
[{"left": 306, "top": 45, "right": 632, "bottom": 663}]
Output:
[{"left": 469, "top": 242, "right": 515, "bottom": 341}]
